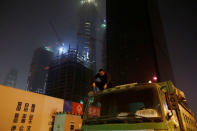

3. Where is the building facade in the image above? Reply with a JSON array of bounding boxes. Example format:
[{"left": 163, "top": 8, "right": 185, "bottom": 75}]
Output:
[
  {"left": 3, "top": 68, "right": 18, "bottom": 88},
  {"left": 27, "top": 47, "right": 54, "bottom": 94},
  {"left": 106, "top": 0, "right": 175, "bottom": 85},
  {"left": 77, "top": 0, "right": 99, "bottom": 72},
  {"left": 46, "top": 48, "right": 93, "bottom": 103},
  {"left": 0, "top": 85, "right": 64, "bottom": 131}
]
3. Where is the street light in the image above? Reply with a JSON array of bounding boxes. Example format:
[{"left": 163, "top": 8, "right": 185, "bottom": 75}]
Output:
[{"left": 153, "top": 76, "right": 158, "bottom": 81}]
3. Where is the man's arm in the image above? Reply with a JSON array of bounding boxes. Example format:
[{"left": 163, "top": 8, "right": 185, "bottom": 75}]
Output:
[
  {"left": 93, "top": 73, "right": 99, "bottom": 88},
  {"left": 104, "top": 73, "right": 111, "bottom": 89}
]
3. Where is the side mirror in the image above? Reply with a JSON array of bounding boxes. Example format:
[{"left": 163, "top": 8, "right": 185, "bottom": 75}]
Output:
[{"left": 165, "top": 92, "right": 178, "bottom": 110}]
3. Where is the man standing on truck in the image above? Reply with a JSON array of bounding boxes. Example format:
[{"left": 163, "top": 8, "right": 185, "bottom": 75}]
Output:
[{"left": 92, "top": 69, "right": 112, "bottom": 92}]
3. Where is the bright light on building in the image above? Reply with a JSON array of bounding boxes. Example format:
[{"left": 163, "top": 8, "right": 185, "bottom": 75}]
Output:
[
  {"left": 148, "top": 80, "right": 152, "bottom": 83},
  {"left": 153, "top": 76, "right": 158, "bottom": 81},
  {"left": 58, "top": 46, "right": 68, "bottom": 55},
  {"left": 87, "top": 0, "right": 95, "bottom": 3},
  {"left": 80, "top": 0, "right": 85, "bottom": 4},
  {"left": 85, "top": 22, "right": 91, "bottom": 25},
  {"left": 86, "top": 51, "right": 89, "bottom": 59},
  {"left": 80, "top": 0, "right": 96, "bottom": 5},
  {"left": 59, "top": 47, "right": 63, "bottom": 54},
  {"left": 101, "top": 23, "right": 106, "bottom": 29},
  {"left": 44, "top": 46, "right": 53, "bottom": 52},
  {"left": 44, "top": 66, "right": 50, "bottom": 70}
]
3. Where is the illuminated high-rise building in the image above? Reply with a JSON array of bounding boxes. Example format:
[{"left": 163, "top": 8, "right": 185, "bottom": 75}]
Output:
[
  {"left": 27, "top": 47, "right": 54, "bottom": 94},
  {"left": 77, "top": 0, "right": 99, "bottom": 72}
]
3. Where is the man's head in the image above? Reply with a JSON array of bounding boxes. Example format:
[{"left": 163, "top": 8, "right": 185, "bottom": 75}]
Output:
[{"left": 99, "top": 69, "right": 105, "bottom": 76}]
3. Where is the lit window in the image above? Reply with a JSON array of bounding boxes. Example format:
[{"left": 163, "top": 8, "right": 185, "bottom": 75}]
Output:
[
  {"left": 80, "top": 0, "right": 85, "bottom": 4},
  {"left": 85, "top": 22, "right": 91, "bottom": 25}
]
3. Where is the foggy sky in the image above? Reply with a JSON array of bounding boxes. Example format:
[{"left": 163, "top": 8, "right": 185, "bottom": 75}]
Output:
[
  {"left": 0, "top": 0, "right": 197, "bottom": 114},
  {"left": 0, "top": 0, "right": 79, "bottom": 89},
  {"left": 0, "top": 0, "right": 105, "bottom": 88}
]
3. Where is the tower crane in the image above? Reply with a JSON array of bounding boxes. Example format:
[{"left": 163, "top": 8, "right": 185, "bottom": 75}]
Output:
[{"left": 49, "top": 20, "right": 62, "bottom": 45}]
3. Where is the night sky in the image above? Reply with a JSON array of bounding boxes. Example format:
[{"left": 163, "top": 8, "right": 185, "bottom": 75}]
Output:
[
  {"left": 0, "top": 0, "right": 197, "bottom": 114},
  {"left": 0, "top": 0, "right": 79, "bottom": 88},
  {"left": 158, "top": 0, "right": 197, "bottom": 115}
]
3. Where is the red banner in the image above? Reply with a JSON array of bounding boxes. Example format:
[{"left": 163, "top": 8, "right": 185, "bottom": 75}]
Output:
[
  {"left": 72, "top": 102, "right": 83, "bottom": 115},
  {"left": 88, "top": 106, "right": 100, "bottom": 117}
]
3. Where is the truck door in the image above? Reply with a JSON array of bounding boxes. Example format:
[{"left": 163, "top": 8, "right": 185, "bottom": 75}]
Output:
[{"left": 160, "top": 89, "right": 181, "bottom": 131}]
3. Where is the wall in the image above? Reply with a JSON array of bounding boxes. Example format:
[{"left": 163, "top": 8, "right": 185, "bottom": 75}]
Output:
[{"left": 0, "top": 85, "right": 64, "bottom": 131}]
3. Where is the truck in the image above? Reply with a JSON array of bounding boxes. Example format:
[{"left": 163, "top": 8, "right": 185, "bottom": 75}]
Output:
[{"left": 81, "top": 81, "right": 197, "bottom": 131}]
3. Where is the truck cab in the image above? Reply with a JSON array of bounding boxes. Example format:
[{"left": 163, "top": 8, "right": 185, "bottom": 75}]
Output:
[{"left": 82, "top": 81, "right": 197, "bottom": 131}]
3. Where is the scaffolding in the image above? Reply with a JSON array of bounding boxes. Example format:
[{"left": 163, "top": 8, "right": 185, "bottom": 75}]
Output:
[{"left": 46, "top": 47, "right": 93, "bottom": 102}]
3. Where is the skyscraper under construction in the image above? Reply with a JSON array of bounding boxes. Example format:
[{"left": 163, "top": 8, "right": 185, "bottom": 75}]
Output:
[
  {"left": 77, "top": 0, "right": 98, "bottom": 72},
  {"left": 45, "top": 47, "right": 93, "bottom": 102},
  {"left": 45, "top": 0, "right": 98, "bottom": 102},
  {"left": 106, "top": 0, "right": 175, "bottom": 85}
]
